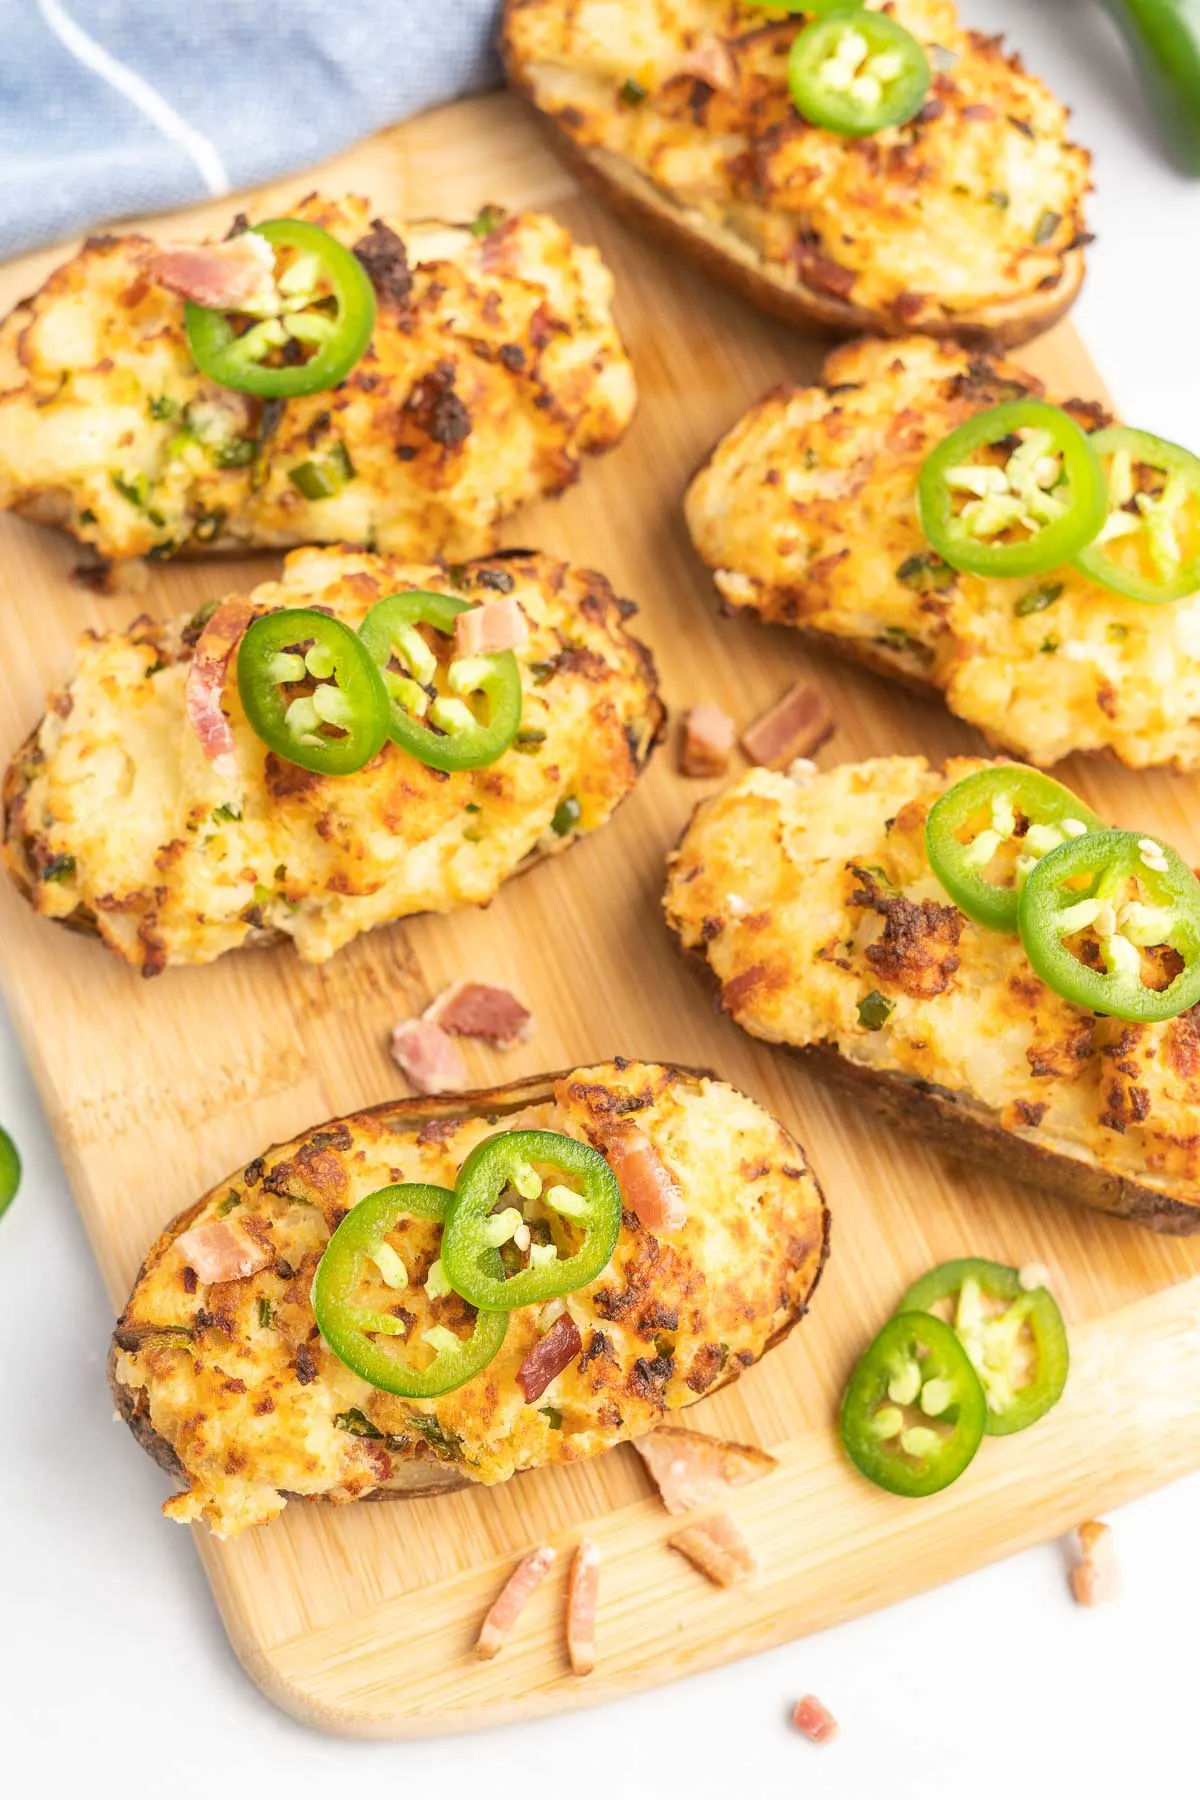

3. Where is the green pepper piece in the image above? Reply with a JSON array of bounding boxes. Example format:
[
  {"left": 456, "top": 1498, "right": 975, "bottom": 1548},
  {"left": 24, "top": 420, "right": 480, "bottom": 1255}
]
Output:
[
  {"left": 898, "top": 1259, "right": 1069, "bottom": 1437},
  {"left": 1104, "top": 0, "right": 1200, "bottom": 175},
  {"left": 841, "top": 1312, "right": 987, "bottom": 1497},
  {"left": 1018, "top": 827, "right": 1200, "bottom": 1022},
  {"left": 1073, "top": 425, "right": 1200, "bottom": 602},
  {"left": 441, "top": 1129, "right": 622, "bottom": 1311},
  {"left": 237, "top": 607, "right": 390, "bottom": 777},
  {"left": 312, "top": 1183, "right": 508, "bottom": 1398},
  {"left": 0, "top": 1127, "right": 20, "bottom": 1222},
  {"left": 918, "top": 400, "right": 1107, "bottom": 578},
  {"left": 184, "top": 219, "right": 376, "bottom": 400},
  {"left": 925, "top": 765, "right": 1104, "bottom": 933},
  {"left": 788, "top": 11, "right": 930, "bottom": 136},
  {"left": 359, "top": 590, "right": 523, "bottom": 772}
]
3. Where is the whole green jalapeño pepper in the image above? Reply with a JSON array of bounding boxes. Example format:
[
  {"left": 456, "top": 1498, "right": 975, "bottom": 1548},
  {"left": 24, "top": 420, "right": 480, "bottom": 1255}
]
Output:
[
  {"left": 184, "top": 219, "right": 377, "bottom": 399},
  {"left": 312, "top": 1183, "right": 508, "bottom": 1398},
  {"left": 925, "top": 765, "right": 1104, "bottom": 932},
  {"left": 788, "top": 11, "right": 931, "bottom": 135},
  {"left": 899, "top": 1260, "right": 1069, "bottom": 1437},
  {"left": 359, "top": 591, "right": 523, "bottom": 773},
  {"left": 1073, "top": 425, "right": 1200, "bottom": 602},
  {"left": 441, "top": 1129, "right": 622, "bottom": 1311},
  {"left": 1018, "top": 828, "right": 1200, "bottom": 1022},
  {"left": 918, "top": 400, "right": 1107, "bottom": 578},
  {"left": 237, "top": 608, "right": 390, "bottom": 776},
  {"left": 841, "top": 1312, "right": 987, "bottom": 1497}
]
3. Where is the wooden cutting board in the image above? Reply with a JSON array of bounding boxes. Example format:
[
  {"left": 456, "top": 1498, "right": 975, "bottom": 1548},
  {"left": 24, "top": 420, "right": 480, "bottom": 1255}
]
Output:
[{"left": 3, "top": 90, "right": 1200, "bottom": 1739}]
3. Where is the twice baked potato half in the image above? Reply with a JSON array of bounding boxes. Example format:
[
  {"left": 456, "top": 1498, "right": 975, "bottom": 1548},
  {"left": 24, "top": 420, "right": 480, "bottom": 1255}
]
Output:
[
  {"left": 502, "top": 0, "right": 1089, "bottom": 345},
  {"left": 686, "top": 335, "right": 1200, "bottom": 772},
  {"left": 110, "top": 1060, "right": 830, "bottom": 1536},
  {"left": 3, "top": 546, "right": 663, "bottom": 971},
  {"left": 0, "top": 193, "right": 635, "bottom": 562},
  {"left": 665, "top": 756, "right": 1200, "bottom": 1234}
]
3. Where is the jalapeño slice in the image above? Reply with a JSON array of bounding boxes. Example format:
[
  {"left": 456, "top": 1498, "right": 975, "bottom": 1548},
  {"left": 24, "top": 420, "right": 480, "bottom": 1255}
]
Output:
[
  {"left": 1074, "top": 425, "right": 1200, "bottom": 603},
  {"left": 237, "top": 608, "right": 390, "bottom": 776},
  {"left": 918, "top": 400, "right": 1107, "bottom": 578},
  {"left": 184, "top": 219, "right": 376, "bottom": 399},
  {"left": 925, "top": 765, "right": 1104, "bottom": 932},
  {"left": 359, "top": 590, "right": 523, "bottom": 772},
  {"left": 899, "top": 1259, "right": 1069, "bottom": 1436},
  {"left": 841, "top": 1312, "right": 987, "bottom": 1497},
  {"left": 0, "top": 1127, "right": 20, "bottom": 1222},
  {"left": 1018, "top": 827, "right": 1200, "bottom": 1022},
  {"left": 788, "top": 12, "right": 931, "bottom": 135},
  {"left": 441, "top": 1129, "right": 622, "bottom": 1311},
  {"left": 312, "top": 1183, "right": 508, "bottom": 1398}
]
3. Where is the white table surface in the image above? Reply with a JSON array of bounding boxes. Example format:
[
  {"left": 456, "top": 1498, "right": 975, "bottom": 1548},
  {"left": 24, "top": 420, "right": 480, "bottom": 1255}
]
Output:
[{"left": 3, "top": 3, "right": 1198, "bottom": 1793}]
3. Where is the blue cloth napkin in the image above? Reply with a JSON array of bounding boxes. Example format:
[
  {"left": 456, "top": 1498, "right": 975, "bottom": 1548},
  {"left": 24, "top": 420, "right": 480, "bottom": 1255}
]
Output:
[{"left": 1, "top": 0, "right": 503, "bottom": 258}]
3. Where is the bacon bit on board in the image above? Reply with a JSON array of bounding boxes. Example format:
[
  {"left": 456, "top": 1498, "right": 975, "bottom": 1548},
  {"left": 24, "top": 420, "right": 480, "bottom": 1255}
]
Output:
[
  {"left": 147, "top": 232, "right": 276, "bottom": 311},
  {"left": 454, "top": 596, "right": 529, "bottom": 657},
  {"left": 680, "top": 703, "right": 736, "bottom": 778},
  {"left": 633, "top": 1428, "right": 777, "bottom": 1515},
  {"left": 184, "top": 598, "right": 255, "bottom": 776},
  {"left": 517, "top": 1313, "right": 583, "bottom": 1402},
  {"left": 423, "top": 980, "right": 534, "bottom": 1048},
  {"left": 1070, "top": 1518, "right": 1120, "bottom": 1606},
  {"left": 597, "top": 1126, "right": 686, "bottom": 1232},
  {"left": 740, "top": 681, "right": 835, "bottom": 769},
  {"left": 72, "top": 555, "right": 148, "bottom": 597},
  {"left": 792, "top": 1695, "right": 839, "bottom": 1745},
  {"left": 389, "top": 1016, "right": 469, "bottom": 1095},
  {"left": 475, "top": 1544, "right": 557, "bottom": 1659},
  {"left": 566, "top": 1538, "right": 601, "bottom": 1676},
  {"left": 175, "top": 1220, "right": 270, "bottom": 1285},
  {"left": 668, "top": 1512, "right": 756, "bottom": 1588},
  {"left": 681, "top": 33, "right": 738, "bottom": 93}
]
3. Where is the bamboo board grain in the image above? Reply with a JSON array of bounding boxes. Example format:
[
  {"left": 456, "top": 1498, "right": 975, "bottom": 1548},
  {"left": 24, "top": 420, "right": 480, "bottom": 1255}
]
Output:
[{"left": 2, "top": 90, "right": 1200, "bottom": 1738}]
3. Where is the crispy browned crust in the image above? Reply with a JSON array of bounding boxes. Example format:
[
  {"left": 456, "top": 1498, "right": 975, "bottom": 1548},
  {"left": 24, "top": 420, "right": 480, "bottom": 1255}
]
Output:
[
  {"left": 510, "top": 98, "right": 1084, "bottom": 350},
  {"left": 663, "top": 908, "right": 1200, "bottom": 1235},
  {"left": 109, "top": 1067, "right": 832, "bottom": 1499}
]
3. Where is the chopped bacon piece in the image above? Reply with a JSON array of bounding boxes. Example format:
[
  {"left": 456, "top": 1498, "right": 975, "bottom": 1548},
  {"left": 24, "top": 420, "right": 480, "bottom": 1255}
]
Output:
[
  {"left": 517, "top": 1313, "right": 583, "bottom": 1402},
  {"left": 454, "top": 597, "right": 529, "bottom": 658},
  {"left": 680, "top": 703, "right": 735, "bottom": 778},
  {"left": 792, "top": 1695, "right": 839, "bottom": 1745},
  {"left": 423, "top": 980, "right": 534, "bottom": 1048},
  {"left": 741, "top": 682, "right": 835, "bottom": 769},
  {"left": 147, "top": 232, "right": 276, "bottom": 311},
  {"left": 184, "top": 598, "right": 254, "bottom": 776},
  {"left": 597, "top": 1125, "right": 686, "bottom": 1232},
  {"left": 566, "top": 1539, "right": 601, "bottom": 1676},
  {"left": 390, "top": 1017, "right": 468, "bottom": 1095},
  {"left": 681, "top": 34, "right": 738, "bottom": 93},
  {"left": 175, "top": 1220, "right": 270, "bottom": 1285},
  {"left": 668, "top": 1513, "right": 756, "bottom": 1588},
  {"left": 1071, "top": 1518, "right": 1120, "bottom": 1605},
  {"left": 633, "top": 1428, "right": 777, "bottom": 1515},
  {"left": 475, "top": 1544, "right": 557, "bottom": 1659}
]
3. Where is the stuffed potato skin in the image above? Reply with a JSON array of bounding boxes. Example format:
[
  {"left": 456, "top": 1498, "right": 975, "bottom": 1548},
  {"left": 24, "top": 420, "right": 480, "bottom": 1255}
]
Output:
[
  {"left": 685, "top": 335, "right": 1200, "bottom": 772},
  {"left": 0, "top": 194, "right": 635, "bottom": 563},
  {"left": 110, "top": 1061, "right": 830, "bottom": 1537},
  {"left": 665, "top": 756, "right": 1200, "bottom": 1234},
  {"left": 3, "top": 546, "right": 663, "bottom": 971},
  {"left": 502, "top": 0, "right": 1090, "bottom": 344}
]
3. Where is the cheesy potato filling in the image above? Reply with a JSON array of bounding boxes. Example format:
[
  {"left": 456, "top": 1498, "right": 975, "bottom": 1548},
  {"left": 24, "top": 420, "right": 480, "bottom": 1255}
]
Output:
[
  {"left": 111, "top": 1062, "right": 829, "bottom": 1536},
  {"left": 4, "top": 546, "right": 663, "bottom": 969},
  {"left": 665, "top": 756, "right": 1200, "bottom": 1206},
  {"left": 504, "top": 0, "right": 1089, "bottom": 327}
]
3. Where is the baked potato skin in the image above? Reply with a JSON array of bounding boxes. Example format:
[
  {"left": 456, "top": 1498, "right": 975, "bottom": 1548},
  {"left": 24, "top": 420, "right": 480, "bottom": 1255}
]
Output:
[
  {"left": 2, "top": 546, "right": 664, "bottom": 971},
  {"left": 0, "top": 194, "right": 635, "bottom": 563},
  {"left": 686, "top": 335, "right": 1200, "bottom": 773},
  {"left": 110, "top": 1061, "right": 830, "bottom": 1537},
  {"left": 664, "top": 756, "right": 1200, "bottom": 1234},
  {"left": 502, "top": 0, "right": 1089, "bottom": 345}
]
